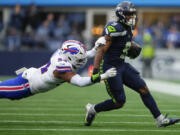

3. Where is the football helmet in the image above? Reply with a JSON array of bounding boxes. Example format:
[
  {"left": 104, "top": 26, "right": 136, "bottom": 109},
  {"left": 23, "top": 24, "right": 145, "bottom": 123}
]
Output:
[
  {"left": 61, "top": 40, "right": 87, "bottom": 69},
  {"left": 115, "top": 1, "right": 137, "bottom": 27}
]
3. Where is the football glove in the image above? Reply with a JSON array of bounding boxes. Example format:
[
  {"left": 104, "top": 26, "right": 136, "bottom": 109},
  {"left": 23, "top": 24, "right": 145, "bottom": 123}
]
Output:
[
  {"left": 91, "top": 68, "right": 117, "bottom": 83},
  {"left": 100, "top": 67, "right": 117, "bottom": 80},
  {"left": 94, "top": 36, "right": 106, "bottom": 50}
]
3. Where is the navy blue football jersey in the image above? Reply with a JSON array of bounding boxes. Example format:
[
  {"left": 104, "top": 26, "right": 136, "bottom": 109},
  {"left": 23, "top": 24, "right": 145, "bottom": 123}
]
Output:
[{"left": 102, "top": 21, "right": 133, "bottom": 64}]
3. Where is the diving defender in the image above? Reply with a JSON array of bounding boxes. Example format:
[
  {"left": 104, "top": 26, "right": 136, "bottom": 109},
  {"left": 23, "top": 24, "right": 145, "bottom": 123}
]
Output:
[{"left": 0, "top": 39, "right": 117, "bottom": 100}]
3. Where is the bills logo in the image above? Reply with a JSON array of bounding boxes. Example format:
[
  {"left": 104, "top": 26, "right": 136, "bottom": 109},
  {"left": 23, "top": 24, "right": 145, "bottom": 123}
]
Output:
[{"left": 63, "top": 46, "right": 79, "bottom": 55}]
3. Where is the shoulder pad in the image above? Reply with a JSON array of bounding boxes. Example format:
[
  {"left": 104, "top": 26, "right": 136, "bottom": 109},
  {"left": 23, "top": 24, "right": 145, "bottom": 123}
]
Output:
[
  {"left": 55, "top": 59, "right": 73, "bottom": 73},
  {"left": 104, "top": 21, "right": 127, "bottom": 37}
]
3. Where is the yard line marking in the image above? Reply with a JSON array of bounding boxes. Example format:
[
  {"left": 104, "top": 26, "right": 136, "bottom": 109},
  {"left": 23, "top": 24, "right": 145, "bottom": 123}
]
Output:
[
  {"left": 0, "top": 113, "right": 152, "bottom": 117},
  {"left": 0, "top": 113, "right": 178, "bottom": 117},
  {"left": 0, "top": 128, "right": 180, "bottom": 132},
  {"left": 2, "top": 100, "right": 171, "bottom": 104},
  {"left": 0, "top": 120, "right": 156, "bottom": 125},
  {"left": 1, "top": 107, "right": 180, "bottom": 112}
]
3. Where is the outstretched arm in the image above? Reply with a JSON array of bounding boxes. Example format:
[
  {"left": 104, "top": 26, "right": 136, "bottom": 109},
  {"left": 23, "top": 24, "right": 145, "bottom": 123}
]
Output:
[
  {"left": 86, "top": 48, "right": 96, "bottom": 59},
  {"left": 53, "top": 67, "right": 116, "bottom": 87}
]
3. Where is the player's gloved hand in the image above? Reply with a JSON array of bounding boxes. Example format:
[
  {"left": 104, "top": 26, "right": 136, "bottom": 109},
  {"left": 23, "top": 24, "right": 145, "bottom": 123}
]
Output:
[
  {"left": 100, "top": 67, "right": 117, "bottom": 80},
  {"left": 94, "top": 36, "right": 106, "bottom": 50},
  {"left": 91, "top": 68, "right": 117, "bottom": 83}
]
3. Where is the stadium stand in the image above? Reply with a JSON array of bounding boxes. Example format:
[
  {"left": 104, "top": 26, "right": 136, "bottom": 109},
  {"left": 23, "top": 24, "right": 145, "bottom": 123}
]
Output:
[{"left": 0, "top": 0, "right": 180, "bottom": 77}]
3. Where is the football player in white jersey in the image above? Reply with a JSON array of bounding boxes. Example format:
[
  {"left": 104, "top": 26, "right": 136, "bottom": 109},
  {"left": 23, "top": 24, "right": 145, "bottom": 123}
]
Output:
[{"left": 0, "top": 38, "right": 116, "bottom": 100}]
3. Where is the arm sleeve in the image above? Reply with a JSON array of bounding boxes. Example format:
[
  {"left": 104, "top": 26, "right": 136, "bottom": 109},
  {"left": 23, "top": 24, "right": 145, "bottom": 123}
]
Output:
[
  {"left": 86, "top": 48, "right": 96, "bottom": 59},
  {"left": 70, "top": 74, "right": 92, "bottom": 87}
]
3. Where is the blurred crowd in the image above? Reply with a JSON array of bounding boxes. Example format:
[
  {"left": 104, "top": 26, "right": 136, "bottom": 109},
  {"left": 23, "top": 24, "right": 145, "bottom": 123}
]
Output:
[
  {"left": 0, "top": 4, "right": 85, "bottom": 51},
  {"left": 134, "top": 15, "right": 180, "bottom": 49},
  {"left": 0, "top": 3, "right": 180, "bottom": 51}
]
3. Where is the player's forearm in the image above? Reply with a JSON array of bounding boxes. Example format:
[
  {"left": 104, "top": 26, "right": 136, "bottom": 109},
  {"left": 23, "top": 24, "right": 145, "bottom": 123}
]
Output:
[
  {"left": 70, "top": 68, "right": 116, "bottom": 87},
  {"left": 86, "top": 48, "right": 96, "bottom": 59},
  {"left": 70, "top": 74, "right": 101, "bottom": 87},
  {"left": 70, "top": 74, "right": 92, "bottom": 87},
  {"left": 93, "top": 36, "right": 112, "bottom": 70},
  {"left": 93, "top": 47, "right": 104, "bottom": 70}
]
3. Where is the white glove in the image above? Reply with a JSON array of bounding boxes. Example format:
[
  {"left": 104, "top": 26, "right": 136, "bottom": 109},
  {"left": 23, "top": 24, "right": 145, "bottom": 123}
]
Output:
[
  {"left": 100, "top": 67, "right": 117, "bottom": 80},
  {"left": 94, "top": 36, "right": 106, "bottom": 50},
  {"left": 15, "top": 67, "right": 27, "bottom": 75}
]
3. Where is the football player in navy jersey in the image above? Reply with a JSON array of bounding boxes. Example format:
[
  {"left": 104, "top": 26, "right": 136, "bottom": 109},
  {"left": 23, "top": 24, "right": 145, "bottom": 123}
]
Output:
[{"left": 84, "top": 1, "right": 180, "bottom": 127}]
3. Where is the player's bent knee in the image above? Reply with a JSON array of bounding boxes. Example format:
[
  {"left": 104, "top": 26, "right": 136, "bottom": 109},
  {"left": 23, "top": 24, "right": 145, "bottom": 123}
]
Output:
[
  {"left": 139, "top": 86, "right": 149, "bottom": 95},
  {"left": 114, "top": 103, "right": 125, "bottom": 109},
  {"left": 114, "top": 98, "right": 126, "bottom": 109}
]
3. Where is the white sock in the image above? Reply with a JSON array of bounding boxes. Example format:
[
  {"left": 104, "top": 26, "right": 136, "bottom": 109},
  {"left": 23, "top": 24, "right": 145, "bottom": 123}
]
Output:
[
  {"left": 92, "top": 105, "right": 97, "bottom": 114},
  {"left": 156, "top": 114, "right": 165, "bottom": 122}
]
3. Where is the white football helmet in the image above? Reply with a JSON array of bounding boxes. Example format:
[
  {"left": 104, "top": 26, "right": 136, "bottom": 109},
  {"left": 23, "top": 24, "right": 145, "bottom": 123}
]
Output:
[{"left": 61, "top": 40, "right": 87, "bottom": 69}]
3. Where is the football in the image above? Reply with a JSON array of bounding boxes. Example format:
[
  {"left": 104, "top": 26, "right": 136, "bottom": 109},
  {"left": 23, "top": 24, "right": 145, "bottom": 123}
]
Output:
[{"left": 127, "top": 41, "right": 142, "bottom": 59}]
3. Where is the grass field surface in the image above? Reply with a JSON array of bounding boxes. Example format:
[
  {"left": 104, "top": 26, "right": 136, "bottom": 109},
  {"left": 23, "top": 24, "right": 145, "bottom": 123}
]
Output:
[{"left": 0, "top": 76, "right": 180, "bottom": 135}]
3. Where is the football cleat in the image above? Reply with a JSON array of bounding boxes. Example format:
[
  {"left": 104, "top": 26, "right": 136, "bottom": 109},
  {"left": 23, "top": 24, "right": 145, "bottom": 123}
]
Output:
[
  {"left": 157, "top": 114, "right": 180, "bottom": 127},
  {"left": 84, "top": 103, "right": 96, "bottom": 126}
]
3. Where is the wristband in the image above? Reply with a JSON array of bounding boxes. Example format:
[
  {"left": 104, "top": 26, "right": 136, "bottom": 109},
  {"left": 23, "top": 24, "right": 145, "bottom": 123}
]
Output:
[
  {"left": 91, "top": 73, "right": 101, "bottom": 83},
  {"left": 93, "top": 68, "right": 99, "bottom": 74}
]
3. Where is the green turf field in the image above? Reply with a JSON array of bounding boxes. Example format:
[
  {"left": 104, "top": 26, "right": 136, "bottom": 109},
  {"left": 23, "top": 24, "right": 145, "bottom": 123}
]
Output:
[{"left": 0, "top": 77, "right": 180, "bottom": 135}]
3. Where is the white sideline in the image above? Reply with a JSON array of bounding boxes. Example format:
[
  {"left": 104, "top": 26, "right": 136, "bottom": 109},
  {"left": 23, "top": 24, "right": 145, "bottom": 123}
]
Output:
[{"left": 145, "top": 79, "right": 180, "bottom": 96}]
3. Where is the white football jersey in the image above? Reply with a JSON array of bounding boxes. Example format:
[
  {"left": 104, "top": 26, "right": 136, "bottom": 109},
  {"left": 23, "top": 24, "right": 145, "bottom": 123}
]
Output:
[{"left": 22, "top": 49, "right": 75, "bottom": 94}]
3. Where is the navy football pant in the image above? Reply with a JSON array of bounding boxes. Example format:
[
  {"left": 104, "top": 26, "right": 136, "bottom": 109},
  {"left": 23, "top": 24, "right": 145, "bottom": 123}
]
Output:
[
  {"left": 0, "top": 74, "right": 32, "bottom": 100},
  {"left": 103, "top": 62, "right": 146, "bottom": 103},
  {"left": 95, "top": 62, "right": 161, "bottom": 118}
]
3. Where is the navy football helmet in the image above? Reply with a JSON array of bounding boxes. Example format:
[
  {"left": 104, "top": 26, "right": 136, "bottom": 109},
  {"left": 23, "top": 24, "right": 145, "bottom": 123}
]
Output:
[{"left": 115, "top": 1, "right": 137, "bottom": 27}]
